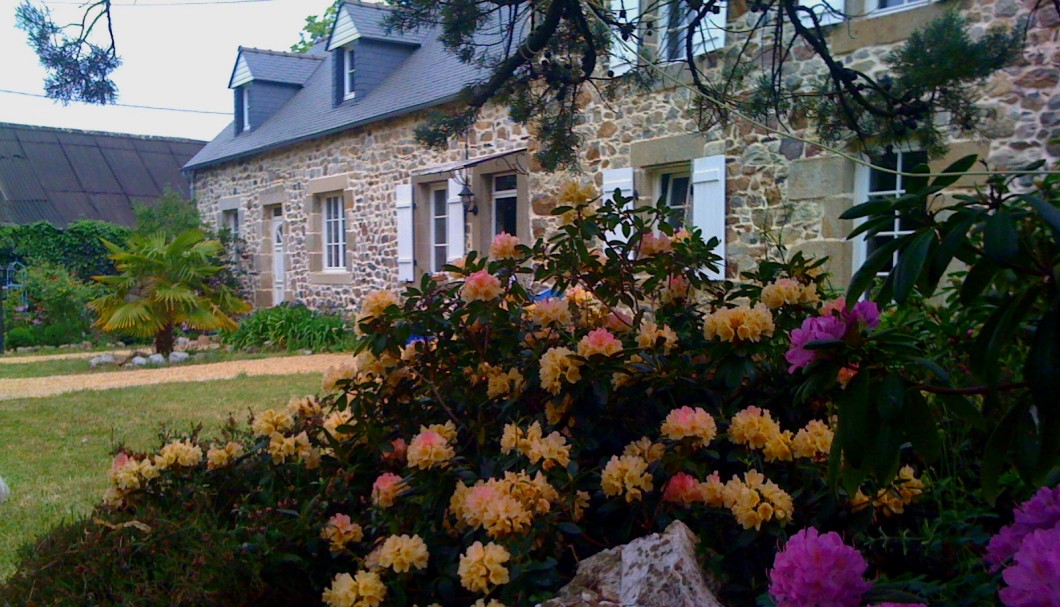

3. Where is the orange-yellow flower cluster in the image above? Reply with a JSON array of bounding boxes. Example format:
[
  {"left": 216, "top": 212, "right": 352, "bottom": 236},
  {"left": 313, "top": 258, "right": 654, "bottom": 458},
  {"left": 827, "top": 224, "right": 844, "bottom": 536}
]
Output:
[
  {"left": 851, "top": 465, "right": 926, "bottom": 516},
  {"left": 106, "top": 452, "right": 159, "bottom": 493},
  {"left": 377, "top": 534, "right": 430, "bottom": 573},
  {"left": 470, "top": 362, "right": 525, "bottom": 400},
  {"left": 722, "top": 470, "right": 794, "bottom": 530},
  {"left": 321, "top": 570, "right": 387, "bottom": 607},
  {"left": 206, "top": 441, "right": 244, "bottom": 470},
  {"left": 623, "top": 436, "right": 665, "bottom": 463},
  {"left": 500, "top": 421, "right": 571, "bottom": 470},
  {"left": 601, "top": 454, "right": 654, "bottom": 503},
  {"left": 639, "top": 232, "right": 673, "bottom": 257},
  {"left": 155, "top": 439, "right": 203, "bottom": 470},
  {"left": 702, "top": 304, "right": 775, "bottom": 343},
  {"left": 636, "top": 321, "right": 678, "bottom": 353},
  {"left": 320, "top": 513, "right": 364, "bottom": 552},
  {"left": 660, "top": 275, "right": 691, "bottom": 303},
  {"left": 791, "top": 419, "right": 834, "bottom": 461},
  {"left": 527, "top": 298, "right": 572, "bottom": 327},
  {"left": 286, "top": 395, "right": 322, "bottom": 417},
  {"left": 458, "top": 541, "right": 511, "bottom": 593},
  {"left": 251, "top": 408, "right": 294, "bottom": 438},
  {"left": 322, "top": 360, "right": 359, "bottom": 392},
  {"left": 539, "top": 347, "right": 583, "bottom": 395},
  {"left": 359, "top": 289, "right": 400, "bottom": 321},
  {"left": 323, "top": 409, "right": 357, "bottom": 442},
  {"left": 268, "top": 431, "right": 318, "bottom": 467},
  {"left": 489, "top": 232, "right": 521, "bottom": 260},
  {"left": 371, "top": 472, "right": 406, "bottom": 508},
  {"left": 661, "top": 406, "right": 718, "bottom": 448},
  {"left": 450, "top": 471, "right": 559, "bottom": 537},
  {"left": 760, "top": 278, "right": 820, "bottom": 309},
  {"left": 662, "top": 471, "right": 728, "bottom": 508},
  {"left": 407, "top": 426, "right": 456, "bottom": 470},
  {"left": 461, "top": 270, "right": 503, "bottom": 302},
  {"left": 577, "top": 328, "right": 623, "bottom": 358}
]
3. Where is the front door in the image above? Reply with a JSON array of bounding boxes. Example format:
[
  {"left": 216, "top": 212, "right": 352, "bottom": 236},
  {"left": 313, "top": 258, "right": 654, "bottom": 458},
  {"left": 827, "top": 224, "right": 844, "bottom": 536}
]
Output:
[{"left": 272, "top": 221, "right": 285, "bottom": 305}]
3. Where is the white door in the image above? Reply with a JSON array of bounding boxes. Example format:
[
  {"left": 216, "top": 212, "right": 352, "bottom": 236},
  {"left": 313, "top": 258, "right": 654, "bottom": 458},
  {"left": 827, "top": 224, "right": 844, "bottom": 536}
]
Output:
[{"left": 272, "top": 221, "right": 286, "bottom": 305}]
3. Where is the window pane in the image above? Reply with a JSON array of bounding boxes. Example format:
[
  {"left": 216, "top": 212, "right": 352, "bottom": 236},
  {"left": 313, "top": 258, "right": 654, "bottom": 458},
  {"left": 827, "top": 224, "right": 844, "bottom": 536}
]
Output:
[
  {"left": 434, "top": 247, "right": 446, "bottom": 272},
  {"left": 494, "top": 174, "right": 517, "bottom": 192},
  {"left": 670, "top": 176, "right": 690, "bottom": 209},
  {"left": 869, "top": 151, "right": 898, "bottom": 192},
  {"left": 495, "top": 197, "right": 517, "bottom": 235},
  {"left": 900, "top": 150, "right": 929, "bottom": 175},
  {"left": 659, "top": 173, "right": 672, "bottom": 206},
  {"left": 434, "top": 218, "right": 447, "bottom": 244},
  {"left": 433, "top": 189, "right": 447, "bottom": 216}
]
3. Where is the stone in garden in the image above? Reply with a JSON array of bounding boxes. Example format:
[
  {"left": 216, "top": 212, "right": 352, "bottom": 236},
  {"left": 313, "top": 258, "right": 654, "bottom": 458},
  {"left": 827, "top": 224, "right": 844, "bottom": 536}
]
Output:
[
  {"left": 130, "top": 356, "right": 148, "bottom": 367},
  {"left": 148, "top": 353, "right": 166, "bottom": 365},
  {"left": 0, "top": 475, "right": 9, "bottom": 504},
  {"left": 538, "top": 520, "right": 723, "bottom": 607},
  {"left": 89, "top": 354, "right": 116, "bottom": 368},
  {"left": 169, "top": 351, "right": 190, "bottom": 363}
]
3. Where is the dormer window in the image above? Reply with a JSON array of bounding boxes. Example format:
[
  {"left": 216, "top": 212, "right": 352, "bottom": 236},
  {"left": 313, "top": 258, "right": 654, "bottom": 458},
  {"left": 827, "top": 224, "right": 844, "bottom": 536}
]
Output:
[
  {"left": 241, "top": 86, "right": 251, "bottom": 131},
  {"left": 344, "top": 46, "right": 356, "bottom": 100}
]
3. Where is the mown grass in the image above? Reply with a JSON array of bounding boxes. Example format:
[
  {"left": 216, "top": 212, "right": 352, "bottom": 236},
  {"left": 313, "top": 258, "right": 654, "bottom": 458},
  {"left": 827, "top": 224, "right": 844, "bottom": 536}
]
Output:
[
  {"left": 0, "top": 373, "right": 323, "bottom": 580},
  {"left": 0, "top": 350, "right": 293, "bottom": 380}
]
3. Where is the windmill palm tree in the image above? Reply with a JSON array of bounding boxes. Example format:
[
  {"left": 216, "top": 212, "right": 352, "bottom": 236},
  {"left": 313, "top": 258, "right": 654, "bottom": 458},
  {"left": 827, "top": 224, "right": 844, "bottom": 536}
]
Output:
[{"left": 90, "top": 230, "right": 251, "bottom": 356}]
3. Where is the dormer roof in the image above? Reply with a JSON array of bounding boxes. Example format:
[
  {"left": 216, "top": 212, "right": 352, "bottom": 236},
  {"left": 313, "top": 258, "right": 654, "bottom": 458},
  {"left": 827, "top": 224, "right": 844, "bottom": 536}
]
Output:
[
  {"left": 228, "top": 47, "right": 324, "bottom": 89},
  {"left": 325, "top": 1, "right": 424, "bottom": 51}
]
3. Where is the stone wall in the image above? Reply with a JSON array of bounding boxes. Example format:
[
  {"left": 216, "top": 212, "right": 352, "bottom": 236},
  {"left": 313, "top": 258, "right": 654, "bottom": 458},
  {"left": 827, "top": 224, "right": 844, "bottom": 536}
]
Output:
[{"left": 193, "top": 0, "right": 1059, "bottom": 312}]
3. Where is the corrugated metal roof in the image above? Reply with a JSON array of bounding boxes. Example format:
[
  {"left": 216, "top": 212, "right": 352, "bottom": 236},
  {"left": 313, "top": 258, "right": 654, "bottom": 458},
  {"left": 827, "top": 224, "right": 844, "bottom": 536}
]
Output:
[
  {"left": 0, "top": 123, "right": 205, "bottom": 227},
  {"left": 186, "top": 1, "right": 502, "bottom": 171}
]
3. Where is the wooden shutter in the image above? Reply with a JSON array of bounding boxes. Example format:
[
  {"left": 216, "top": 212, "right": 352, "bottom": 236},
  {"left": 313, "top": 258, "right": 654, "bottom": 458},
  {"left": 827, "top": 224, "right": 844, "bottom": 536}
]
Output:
[
  {"left": 799, "top": 0, "right": 845, "bottom": 26},
  {"left": 395, "top": 183, "right": 414, "bottom": 282},
  {"left": 602, "top": 167, "right": 635, "bottom": 245},
  {"left": 693, "top": 1, "right": 727, "bottom": 57},
  {"left": 446, "top": 177, "right": 466, "bottom": 262},
  {"left": 691, "top": 155, "right": 727, "bottom": 280},
  {"left": 609, "top": 0, "right": 638, "bottom": 76},
  {"left": 333, "top": 49, "right": 345, "bottom": 106}
]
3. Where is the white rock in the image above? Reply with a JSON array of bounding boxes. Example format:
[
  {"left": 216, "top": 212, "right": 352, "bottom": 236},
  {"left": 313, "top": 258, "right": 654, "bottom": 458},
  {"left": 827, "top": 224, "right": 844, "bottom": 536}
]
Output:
[
  {"left": 89, "top": 353, "right": 117, "bottom": 368},
  {"left": 148, "top": 353, "right": 166, "bottom": 365},
  {"left": 130, "top": 356, "right": 148, "bottom": 367},
  {"left": 539, "top": 520, "right": 723, "bottom": 607},
  {"left": 169, "top": 351, "right": 190, "bottom": 363},
  {"left": 0, "top": 475, "right": 9, "bottom": 504}
]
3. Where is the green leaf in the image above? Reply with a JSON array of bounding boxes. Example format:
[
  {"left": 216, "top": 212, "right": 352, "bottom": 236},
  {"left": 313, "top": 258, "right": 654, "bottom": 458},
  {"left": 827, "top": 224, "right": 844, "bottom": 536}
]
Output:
[
  {"left": 970, "top": 290, "right": 1034, "bottom": 384},
  {"left": 1024, "top": 195, "right": 1060, "bottom": 246},
  {"left": 983, "top": 210, "right": 1019, "bottom": 265},
  {"left": 982, "top": 400, "right": 1028, "bottom": 504},
  {"left": 846, "top": 237, "right": 904, "bottom": 303},
  {"left": 929, "top": 154, "right": 979, "bottom": 189},
  {"left": 838, "top": 371, "right": 872, "bottom": 468},
  {"left": 937, "top": 394, "right": 988, "bottom": 431},
  {"left": 959, "top": 259, "right": 998, "bottom": 304},
  {"left": 902, "top": 390, "right": 941, "bottom": 463},
  {"left": 876, "top": 374, "right": 905, "bottom": 422},
  {"left": 892, "top": 231, "right": 934, "bottom": 303},
  {"left": 1025, "top": 301, "right": 1060, "bottom": 476},
  {"left": 840, "top": 198, "right": 894, "bottom": 220}
]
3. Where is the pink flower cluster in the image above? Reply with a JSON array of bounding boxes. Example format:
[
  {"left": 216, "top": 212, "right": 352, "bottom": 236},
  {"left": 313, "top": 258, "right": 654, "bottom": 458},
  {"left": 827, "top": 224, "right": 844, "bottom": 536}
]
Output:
[
  {"left": 985, "top": 485, "right": 1060, "bottom": 607},
  {"left": 769, "top": 527, "right": 871, "bottom": 607},
  {"left": 785, "top": 300, "right": 881, "bottom": 373}
]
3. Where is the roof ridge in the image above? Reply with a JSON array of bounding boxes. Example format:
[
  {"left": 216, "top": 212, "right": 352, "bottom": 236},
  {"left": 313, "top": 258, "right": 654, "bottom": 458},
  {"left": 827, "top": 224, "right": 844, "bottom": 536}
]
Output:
[
  {"left": 0, "top": 122, "right": 206, "bottom": 144},
  {"left": 343, "top": 0, "right": 395, "bottom": 11},
  {"left": 238, "top": 46, "right": 325, "bottom": 61}
]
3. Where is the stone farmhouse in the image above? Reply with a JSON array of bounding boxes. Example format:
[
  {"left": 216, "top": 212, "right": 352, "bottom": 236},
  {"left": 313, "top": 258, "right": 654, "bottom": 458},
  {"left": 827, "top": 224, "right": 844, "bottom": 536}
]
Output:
[{"left": 184, "top": 0, "right": 1058, "bottom": 311}]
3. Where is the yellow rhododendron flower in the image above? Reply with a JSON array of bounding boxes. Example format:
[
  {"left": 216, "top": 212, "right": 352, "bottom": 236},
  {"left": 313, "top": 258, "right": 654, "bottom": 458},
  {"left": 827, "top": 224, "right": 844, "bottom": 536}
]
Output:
[
  {"left": 501, "top": 421, "right": 570, "bottom": 470},
  {"left": 728, "top": 406, "right": 783, "bottom": 451},
  {"left": 458, "top": 541, "right": 511, "bottom": 593},
  {"left": 792, "top": 419, "right": 834, "bottom": 461},
  {"left": 601, "top": 454, "right": 654, "bottom": 503},
  {"left": 407, "top": 428, "right": 455, "bottom": 470},
  {"left": 762, "top": 430, "right": 794, "bottom": 462},
  {"left": 320, "top": 513, "right": 364, "bottom": 553},
  {"left": 286, "top": 395, "right": 322, "bottom": 417},
  {"left": 206, "top": 441, "right": 244, "bottom": 470},
  {"left": 321, "top": 570, "right": 387, "bottom": 607},
  {"left": 371, "top": 472, "right": 406, "bottom": 508},
  {"left": 378, "top": 534, "right": 430, "bottom": 573},
  {"left": 489, "top": 232, "right": 521, "bottom": 260},
  {"left": 722, "top": 470, "right": 793, "bottom": 530},
  {"left": 527, "top": 297, "right": 572, "bottom": 328},
  {"left": 251, "top": 408, "right": 294, "bottom": 438},
  {"left": 760, "top": 278, "right": 820, "bottom": 309},
  {"left": 154, "top": 439, "right": 203, "bottom": 470},
  {"left": 539, "top": 347, "right": 583, "bottom": 395},
  {"left": 623, "top": 436, "right": 665, "bottom": 463},
  {"left": 660, "top": 406, "right": 717, "bottom": 448},
  {"left": 267, "top": 431, "right": 314, "bottom": 466},
  {"left": 702, "top": 304, "right": 775, "bottom": 343},
  {"left": 359, "top": 289, "right": 400, "bottom": 321},
  {"left": 636, "top": 321, "right": 678, "bottom": 354},
  {"left": 323, "top": 409, "right": 357, "bottom": 442},
  {"left": 322, "top": 361, "right": 359, "bottom": 392},
  {"left": 461, "top": 270, "right": 503, "bottom": 302}
]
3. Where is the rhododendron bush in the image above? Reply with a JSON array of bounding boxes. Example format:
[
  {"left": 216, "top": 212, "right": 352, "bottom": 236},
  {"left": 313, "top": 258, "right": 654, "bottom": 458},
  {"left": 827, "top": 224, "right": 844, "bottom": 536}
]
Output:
[{"left": 2, "top": 160, "right": 1058, "bottom": 607}]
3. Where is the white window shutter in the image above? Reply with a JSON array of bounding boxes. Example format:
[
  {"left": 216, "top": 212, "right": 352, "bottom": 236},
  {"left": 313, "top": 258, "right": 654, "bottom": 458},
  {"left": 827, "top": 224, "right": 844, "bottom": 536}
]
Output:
[
  {"left": 691, "top": 155, "right": 727, "bottom": 280},
  {"left": 693, "top": 1, "right": 727, "bottom": 56},
  {"left": 799, "top": 0, "right": 844, "bottom": 26},
  {"left": 609, "top": 0, "right": 638, "bottom": 76},
  {"left": 395, "top": 183, "right": 414, "bottom": 282},
  {"left": 446, "top": 177, "right": 466, "bottom": 262},
  {"left": 602, "top": 167, "right": 635, "bottom": 245}
]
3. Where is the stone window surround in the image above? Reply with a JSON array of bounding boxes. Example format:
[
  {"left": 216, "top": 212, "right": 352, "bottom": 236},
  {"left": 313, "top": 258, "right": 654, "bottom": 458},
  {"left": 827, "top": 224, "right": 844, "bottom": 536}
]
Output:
[
  {"left": 410, "top": 152, "right": 530, "bottom": 274},
  {"left": 305, "top": 173, "right": 355, "bottom": 285}
]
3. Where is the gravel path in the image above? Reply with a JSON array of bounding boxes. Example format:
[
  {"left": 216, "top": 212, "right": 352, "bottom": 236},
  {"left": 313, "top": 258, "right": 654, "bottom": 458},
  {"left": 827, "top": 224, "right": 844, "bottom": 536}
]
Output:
[
  {"left": 0, "top": 350, "right": 132, "bottom": 365},
  {"left": 0, "top": 353, "right": 350, "bottom": 400}
]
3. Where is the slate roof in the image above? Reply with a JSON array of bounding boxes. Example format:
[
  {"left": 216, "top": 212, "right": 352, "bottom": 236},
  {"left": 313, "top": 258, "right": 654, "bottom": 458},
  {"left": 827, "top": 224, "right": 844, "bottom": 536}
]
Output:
[
  {"left": 0, "top": 123, "right": 205, "bottom": 227},
  {"left": 230, "top": 48, "right": 324, "bottom": 88},
  {"left": 339, "top": 1, "right": 424, "bottom": 46},
  {"left": 185, "top": 1, "right": 491, "bottom": 171}
]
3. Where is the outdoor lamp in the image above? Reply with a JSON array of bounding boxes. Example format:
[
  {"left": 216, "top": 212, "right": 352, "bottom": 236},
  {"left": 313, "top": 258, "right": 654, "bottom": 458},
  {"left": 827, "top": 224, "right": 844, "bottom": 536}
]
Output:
[{"left": 459, "top": 180, "right": 478, "bottom": 215}]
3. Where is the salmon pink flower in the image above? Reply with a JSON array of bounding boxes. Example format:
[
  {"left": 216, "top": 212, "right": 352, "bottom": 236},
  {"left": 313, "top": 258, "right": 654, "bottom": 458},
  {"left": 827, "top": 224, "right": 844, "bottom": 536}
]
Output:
[{"left": 460, "top": 270, "right": 503, "bottom": 302}]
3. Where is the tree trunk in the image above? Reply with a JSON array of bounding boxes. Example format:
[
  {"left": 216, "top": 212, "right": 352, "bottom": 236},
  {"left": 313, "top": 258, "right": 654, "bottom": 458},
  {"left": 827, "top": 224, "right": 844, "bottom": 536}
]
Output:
[{"left": 155, "top": 323, "right": 175, "bottom": 356}]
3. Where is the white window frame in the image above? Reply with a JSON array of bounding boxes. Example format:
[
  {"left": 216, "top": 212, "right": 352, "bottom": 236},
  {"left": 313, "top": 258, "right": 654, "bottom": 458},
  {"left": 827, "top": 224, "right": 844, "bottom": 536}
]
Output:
[
  {"left": 323, "top": 195, "right": 347, "bottom": 271},
  {"left": 344, "top": 46, "right": 356, "bottom": 100},
  {"left": 852, "top": 147, "right": 928, "bottom": 278},
  {"left": 429, "top": 183, "right": 449, "bottom": 273},
  {"left": 491, "top": 173, "right": 519, "bottom": 236},
  {"left": 656, "top": 0, "right": 725, "bottom": 63},
  {"left": 241, "top": 86, "right": 251, "bottom": 131},
  {"left": 863, "top": 0, "right": 929, "bottom": 16},
  {"left": 653, "top": 165, "right": 693, "bottom": 229},
  {"left": 658, "top": 1, "right": 689, "bottom": 63}
]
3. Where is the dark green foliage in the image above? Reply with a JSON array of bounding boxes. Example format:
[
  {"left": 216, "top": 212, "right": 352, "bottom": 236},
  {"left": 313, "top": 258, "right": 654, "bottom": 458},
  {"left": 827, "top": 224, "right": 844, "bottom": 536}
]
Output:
[
  {"left": 133, "top": 188, "right": 203, "bottom": 238},
  {"left": 0, "top": 220, "right": 130, "bottom": 282},
  {"left": 222, "top": 303, "right": 352, "bottom": 352},
  {"left": 2, "top": 262, "right": 102, "bottom": 347},
  {"left": 291, "top": 0, "right": 342, "bottom": 53},
  {"left": 4, "top": 326, "right": 35, "bottom": 349}
]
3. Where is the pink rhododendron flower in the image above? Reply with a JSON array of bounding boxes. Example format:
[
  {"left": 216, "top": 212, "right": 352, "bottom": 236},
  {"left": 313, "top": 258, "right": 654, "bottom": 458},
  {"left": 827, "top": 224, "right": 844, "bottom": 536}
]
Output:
[
  {"left": 460, "top": 270, "right": 503, "bottom": 302},
  {"left": 846, "top": 300, "right": 881, "bottom": 329},
  {"left": 836, "top": 364, "right": 859, "bottom": 388},
  {"left": 986, "top": 485, "right": 1060, "bottom": 571},
  {"left": 662, "top": 472, "right": 700, "bottom": 507},
  {"left": 998, "top": 524, "right": 1060, "bottom": 607},
  {"left": 489, "top": 232, "right": 520, "bottom": 260},
  {"left": 785, "top": 315, "right": 847, "bottom": 373},
  {"left": 821, "top": 298, "right": 846, "bottom": 317},
  {"left": 603, "top": 310, "right": 633, "bottom": 333},
  {"left": 577, "top": 328, "right": 623, "bottom": 358},
  {"left": 639, "top": 232, "right": 673, "bottom": 257},
  {"left": 372, "top": 472, "right": 406, "bottom": 508},
  {"left": 769, "top": 527, "right": 871, "bottom": 607}
]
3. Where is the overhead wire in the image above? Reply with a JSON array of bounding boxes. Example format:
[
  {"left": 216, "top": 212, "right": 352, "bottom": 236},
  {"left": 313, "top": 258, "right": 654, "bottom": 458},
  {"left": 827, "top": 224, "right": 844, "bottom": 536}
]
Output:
[{"left": 0, "top": 88, "right": 230, "bottom": 115}]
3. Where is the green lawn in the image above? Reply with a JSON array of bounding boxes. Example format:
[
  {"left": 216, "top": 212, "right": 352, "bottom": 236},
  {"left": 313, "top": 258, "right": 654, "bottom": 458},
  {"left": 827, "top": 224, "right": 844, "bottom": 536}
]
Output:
[
  {"left": 0, "top": 373, "right": 322, "bottom": 581},
  {"left": 0, "top": 350, "right": 292, "bottom": 380}
]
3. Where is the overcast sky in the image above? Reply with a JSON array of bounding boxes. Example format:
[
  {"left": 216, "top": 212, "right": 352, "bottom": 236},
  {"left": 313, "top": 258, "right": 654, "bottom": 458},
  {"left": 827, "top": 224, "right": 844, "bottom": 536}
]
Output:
[{"left": 0, "top": 0, "right": 334, "bottom": 142}]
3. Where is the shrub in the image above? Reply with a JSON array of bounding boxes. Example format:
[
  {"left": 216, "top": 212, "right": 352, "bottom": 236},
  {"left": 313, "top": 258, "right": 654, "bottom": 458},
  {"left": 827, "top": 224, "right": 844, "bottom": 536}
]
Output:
[
  {"left": 4, "top": 326, "right": 36, "bottom": 349},
  {"left": 223, "top": 303, "right": 352, "bottom": 352},
  {"left": 3, "top": 163, "right": 1057, "bottom": 607},
  {"left": 132, "top": 188, "right": 203, "bottom": 238},
  {"left": 0, "top": 220, "right": 130, "bottom": 281}
]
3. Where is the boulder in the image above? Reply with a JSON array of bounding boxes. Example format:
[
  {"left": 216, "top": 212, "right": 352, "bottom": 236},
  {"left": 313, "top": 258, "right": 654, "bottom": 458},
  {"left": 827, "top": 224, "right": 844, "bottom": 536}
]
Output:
[
  {"left": 148, "top": 353, "right": 166, "bottom": 365},
  {"left": 169, "top": 351, "right": 190, "bottom": 364},
  {"left": 539, "top": 521, "right": 723, "bottom": 607},
  {"left": 89, "top": 354, "right": 117, "bottom": 368},
  {"left": 130, "top": 356, "right": 149, "bottom": 367}
]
